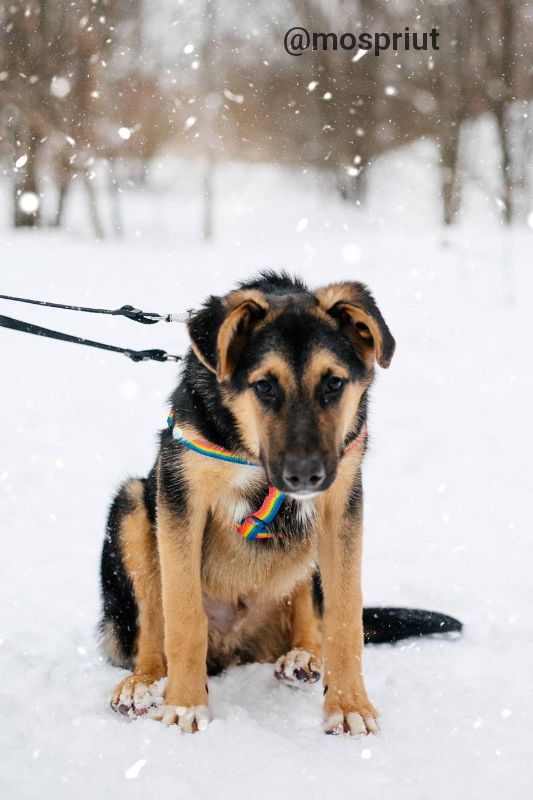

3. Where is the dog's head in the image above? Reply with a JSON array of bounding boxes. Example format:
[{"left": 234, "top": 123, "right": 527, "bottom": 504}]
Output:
[{"left": 187, "top": 274, "right": 395, "bottom": 498}]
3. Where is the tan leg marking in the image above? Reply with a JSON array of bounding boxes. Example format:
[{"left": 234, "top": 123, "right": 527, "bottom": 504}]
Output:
[
  {"left": 111, "top": 481, "right": 166, "bottom": 717},
  {"left": 149, "top": 496, "right": 210, "bottom": 732},
  {"left": 275, "top": 578, "right": 322, "bottom": 686},
  {"left": 318, "top": 491, "right": 378, "bottom": 736}
]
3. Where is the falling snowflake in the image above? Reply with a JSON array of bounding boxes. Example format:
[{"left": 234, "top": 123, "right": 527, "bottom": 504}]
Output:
[
  {"left": 223, "top": 89, "right": 244, "bottom": 104},
  {"left": 124, "top": 759, "right": 146, "bottom": 780},
  {"left": 342, "top": 244, "right": 362, "bottom": 264},
  {"left": 50, "top": 76, "right": 71, "bottom": 98},
  {"left": 18, "top": 192, "right": 40, "bottom": 214}
]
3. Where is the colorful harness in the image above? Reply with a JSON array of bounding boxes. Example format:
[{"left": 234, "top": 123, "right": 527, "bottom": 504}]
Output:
[{"left": 167, "top": 409, "right": 366, "bottom": 541}]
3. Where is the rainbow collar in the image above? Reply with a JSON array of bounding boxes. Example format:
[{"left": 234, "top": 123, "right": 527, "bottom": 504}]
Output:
[
  {"left": 167, "top": 409, "right": 284, "bottom": 540},
  {"left": 166, "top": 409, "right": 366, "bottom": 541}
]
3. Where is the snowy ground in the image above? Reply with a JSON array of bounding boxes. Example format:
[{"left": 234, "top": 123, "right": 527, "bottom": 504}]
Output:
[{"left": 1, "top": 149, "right": 532, "bottom": 799}]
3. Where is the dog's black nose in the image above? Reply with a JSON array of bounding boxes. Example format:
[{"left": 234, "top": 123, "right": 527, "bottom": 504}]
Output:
[{"left": 282, "top": 457, "right": 326, "bottom": 493}]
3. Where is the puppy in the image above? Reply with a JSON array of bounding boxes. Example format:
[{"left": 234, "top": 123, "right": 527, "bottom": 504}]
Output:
[{"left": 100, "top": 271, "right": 461, "bottom": 735}]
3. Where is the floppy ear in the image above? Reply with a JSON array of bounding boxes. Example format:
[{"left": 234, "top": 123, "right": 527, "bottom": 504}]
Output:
[
  {"left": 315, "top": 282, "right": 395, "bottom": 368},
  {"left": 187, "top": 290, "right": 269, "bottom": 381},
  {"left": 187, "top": 295, "right": 226, "bottom": 374}
]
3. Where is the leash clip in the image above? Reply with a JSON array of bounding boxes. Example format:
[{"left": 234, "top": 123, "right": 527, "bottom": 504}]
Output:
[
  {"left": 125, "top": 349, "right": 181, "bottom": 363},
  {"left": 114, "top": 305, "right": 160, "bottom": 325}
]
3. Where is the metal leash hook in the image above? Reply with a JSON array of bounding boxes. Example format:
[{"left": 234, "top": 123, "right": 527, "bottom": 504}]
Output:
[{"left": 112, "top": 305, "right": 194, "bottom": 325}]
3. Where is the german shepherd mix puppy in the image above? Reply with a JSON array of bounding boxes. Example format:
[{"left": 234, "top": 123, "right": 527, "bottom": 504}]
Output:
[{"left": 100, "top": 272, "right": 461, "bottom": 735}]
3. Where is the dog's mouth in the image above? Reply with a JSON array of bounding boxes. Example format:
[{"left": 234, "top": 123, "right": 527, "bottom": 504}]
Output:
[{"left": 286, "top": 490, "right": 322, "bottom": 501}]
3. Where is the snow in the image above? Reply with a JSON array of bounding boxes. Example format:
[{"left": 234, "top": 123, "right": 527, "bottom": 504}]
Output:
[{"left": 1, "top": 151, "right": 532, "bottom": 798}]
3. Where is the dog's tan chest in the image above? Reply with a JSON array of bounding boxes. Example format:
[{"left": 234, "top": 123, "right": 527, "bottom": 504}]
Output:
[
  {"left": 200, "top": 520, "right": 317, "bottom": 606},
  {"left": 204, "top": 496, "right": 317, "bottom": 605},
  {"left": 181, "top": 448, "right": 319, "bottom": 603}
]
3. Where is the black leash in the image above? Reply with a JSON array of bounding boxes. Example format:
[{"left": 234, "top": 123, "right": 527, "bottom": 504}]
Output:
[
  {"left": 0, "top": 294, "right": 190, "bottom": 363},
  {"left": 0, "top": 293, "right": 191, "bottom": 324}
]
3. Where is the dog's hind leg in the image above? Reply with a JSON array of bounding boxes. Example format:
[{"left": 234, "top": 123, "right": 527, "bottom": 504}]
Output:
[
  {"left": 105, "top": 480, "right": 166, "bottom": 717},
  {"left": 275, "top": 577, "right": 322, "bottom": 686}
]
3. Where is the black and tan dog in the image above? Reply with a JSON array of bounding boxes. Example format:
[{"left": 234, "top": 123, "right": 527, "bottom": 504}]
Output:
[{"left": 100, "top": 272, "right": 461, "bottom": 735}]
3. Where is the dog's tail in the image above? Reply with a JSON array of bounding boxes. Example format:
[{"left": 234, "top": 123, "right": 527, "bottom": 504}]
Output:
[
  {"left": 312, "top": 573, "right": 462, "bottom": 644},
  {"left": 362, "top": 607, "right": 462, "bottom": 644}
]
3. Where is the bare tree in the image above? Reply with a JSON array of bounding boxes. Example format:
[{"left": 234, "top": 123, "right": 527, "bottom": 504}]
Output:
[
  {"left": 0, "top": 0, "right": 158, "bottom": 233},
  {"left": 2, "top": 0, "right": 533, "bottom": 233},
  {"left": 431, "top": 1, "right": 471, "bottom": 224},
  {"left": 200, "top": 0, "right": 218, "bottom": 242}
]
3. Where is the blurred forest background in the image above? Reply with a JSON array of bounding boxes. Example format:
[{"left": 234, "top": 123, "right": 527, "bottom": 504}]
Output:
[{"left": 0, "top": 0, "right": 532, "bottom": 237}]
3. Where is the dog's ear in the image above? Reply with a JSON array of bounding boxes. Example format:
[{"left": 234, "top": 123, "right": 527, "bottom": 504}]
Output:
[
  {"left": 216, "top": 291, "right": 269, "bottom": 382},
  {"left": 315, "top": 282, "right": 395, "bottom": 368},
  {"left": 187, "top": 295, "right": 226, "bottom": 374},
  {"left": 187, "top": 290, "right": 269, "bottom": 381}
]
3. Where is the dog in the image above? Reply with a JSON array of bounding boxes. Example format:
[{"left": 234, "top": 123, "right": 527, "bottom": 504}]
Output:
[{"left": 100, "top": 271, "right": 461, "bottom": 735}]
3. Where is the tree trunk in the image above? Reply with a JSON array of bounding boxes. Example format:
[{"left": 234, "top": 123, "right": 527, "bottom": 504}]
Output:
[
  {"left": 494, "top": 0, "right": 515, "bottom": 224},
  {"left": 202, "top": 152, "right": 214, "bottom": 242},
  {"left": 83, "top": 171, "right": 105, "bottom": 239},
  {"left": 54, "top": 181, "right": 69, "bottom": 227},
  {"left": 201, "top": 0, "right": 217, "bottom": 242},
  {"left": 440, "top": 127, "right": 461, "bottom": 225},
  {"left": 108, "top": 161, "right": 123, "bottom": 237},
  {"left": 14, "top": 125, "right": 40, "bottom": 228}
]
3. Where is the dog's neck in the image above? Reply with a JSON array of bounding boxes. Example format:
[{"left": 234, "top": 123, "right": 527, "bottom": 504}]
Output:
[{"left": 170, "top": 352, "right": 248, "bottom": 454}]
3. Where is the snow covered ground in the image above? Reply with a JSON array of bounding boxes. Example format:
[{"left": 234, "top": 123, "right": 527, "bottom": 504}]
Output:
[{"left": 1, "top": 149, "right": 532, "bottom": 799}]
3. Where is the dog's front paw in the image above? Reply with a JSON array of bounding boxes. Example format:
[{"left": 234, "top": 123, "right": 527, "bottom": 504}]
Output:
[
  {"left": 275, "top": 648, "right": 321, "bottom": 686},
  {"left": 324, "top": 697, "right": 379, "bottom": 736},
  {"left": 111, "top": 674, "right": 163, "bottom": 718},
  {"left": 150, "top": 703, "right": 210, "bottom": 732}
]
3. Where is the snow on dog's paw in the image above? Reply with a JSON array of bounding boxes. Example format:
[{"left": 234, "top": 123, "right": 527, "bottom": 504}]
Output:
[
  {"left": 275, "top": 648, "right": 321, "bottom": 686},
  {"left": 111, "top": 675, "right": 163, "bottom": 718},
  {"left": 149, "top": 704, "right": 210, "bottom": 733},
  {"left": 324, "top": 708, "right": 379, "bottom": 737}
]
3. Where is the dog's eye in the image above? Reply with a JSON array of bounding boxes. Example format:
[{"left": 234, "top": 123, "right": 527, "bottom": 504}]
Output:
[
  {"left": 253, "top": 379, "right": 275, "bottom": 398},
  {"left": 324, "top": 375, "right": 346, "bottom": 400},
  {"left": 325, "top": 376, "right": 345, "bottom": 394}
]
